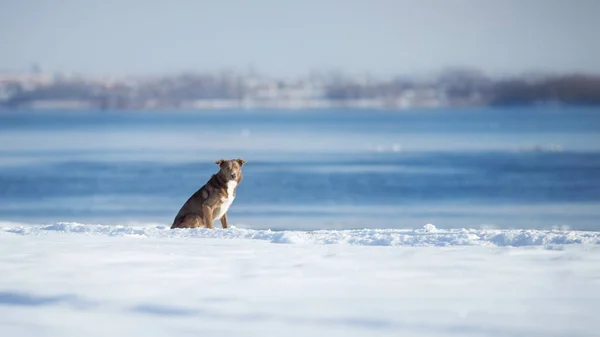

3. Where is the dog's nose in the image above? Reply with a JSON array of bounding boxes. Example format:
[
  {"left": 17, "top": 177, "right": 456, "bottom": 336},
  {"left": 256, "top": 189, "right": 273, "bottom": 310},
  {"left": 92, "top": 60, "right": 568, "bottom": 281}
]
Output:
[{"left": 231, "top": 173, "right": 237, "bottom": 179}]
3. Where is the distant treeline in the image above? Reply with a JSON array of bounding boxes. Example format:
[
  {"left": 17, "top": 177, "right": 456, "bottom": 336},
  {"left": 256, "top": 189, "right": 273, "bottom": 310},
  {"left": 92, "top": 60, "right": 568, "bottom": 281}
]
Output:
[
  {"left": 491, "top": 75, "right": 600, "bottom": 106},
  {"left": 324, "top": 74, "right": 600, "bottom": 106}
]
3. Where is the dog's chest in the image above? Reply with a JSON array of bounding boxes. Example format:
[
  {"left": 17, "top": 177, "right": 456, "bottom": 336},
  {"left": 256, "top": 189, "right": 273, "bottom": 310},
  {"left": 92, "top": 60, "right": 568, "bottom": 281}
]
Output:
[{"left": 213, "top": 181, "right": 237, "bottom": 220}]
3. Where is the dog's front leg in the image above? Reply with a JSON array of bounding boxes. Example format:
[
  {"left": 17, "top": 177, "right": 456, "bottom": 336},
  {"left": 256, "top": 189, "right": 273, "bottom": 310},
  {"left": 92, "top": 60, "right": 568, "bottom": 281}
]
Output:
[
  {"left": 202, "top": 205, "right": 214, "bottom": 229},
  {"left": 220, "top": 213, "right": 229, "bottom": 229}
]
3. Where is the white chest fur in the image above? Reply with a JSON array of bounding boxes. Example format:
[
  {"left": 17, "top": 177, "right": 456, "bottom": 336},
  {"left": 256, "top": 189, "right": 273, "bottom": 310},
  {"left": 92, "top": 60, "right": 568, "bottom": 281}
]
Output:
[{"left": 213, "top": 180, "right": 237, "bottom": 220}]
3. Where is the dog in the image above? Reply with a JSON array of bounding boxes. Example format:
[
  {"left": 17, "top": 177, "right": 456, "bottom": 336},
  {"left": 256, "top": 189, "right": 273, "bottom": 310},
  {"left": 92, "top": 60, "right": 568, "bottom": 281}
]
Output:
[{"left": 171, "top": 158, "right": 246, "bottom": 229}]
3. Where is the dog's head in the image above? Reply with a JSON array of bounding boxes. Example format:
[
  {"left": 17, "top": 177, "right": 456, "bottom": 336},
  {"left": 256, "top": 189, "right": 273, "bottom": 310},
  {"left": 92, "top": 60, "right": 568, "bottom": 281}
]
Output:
[{"left": 215, "top": 158, "right": 246, "bottom": 182}]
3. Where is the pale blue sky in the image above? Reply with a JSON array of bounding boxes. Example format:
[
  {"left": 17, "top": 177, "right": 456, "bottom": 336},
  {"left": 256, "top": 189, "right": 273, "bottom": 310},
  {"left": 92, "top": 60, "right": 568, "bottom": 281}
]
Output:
[{"left": 1, "top": 0, "right": 599, "bottom": 76}]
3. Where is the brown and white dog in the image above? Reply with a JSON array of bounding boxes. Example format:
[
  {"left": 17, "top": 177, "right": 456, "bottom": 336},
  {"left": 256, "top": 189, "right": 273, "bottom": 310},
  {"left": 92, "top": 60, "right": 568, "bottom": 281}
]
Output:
[{"left": 171, "top": 158, "right": 246, "bottom": 229}]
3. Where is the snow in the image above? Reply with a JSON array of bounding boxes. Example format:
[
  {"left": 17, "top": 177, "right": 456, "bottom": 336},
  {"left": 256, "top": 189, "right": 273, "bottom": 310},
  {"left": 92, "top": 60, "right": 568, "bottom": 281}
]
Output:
[
  {"left": 3, "top": 222, "right": 600, "bottom": 247},
  {"left": 1, "top": 222, "right": 599, "bottom": 337}
]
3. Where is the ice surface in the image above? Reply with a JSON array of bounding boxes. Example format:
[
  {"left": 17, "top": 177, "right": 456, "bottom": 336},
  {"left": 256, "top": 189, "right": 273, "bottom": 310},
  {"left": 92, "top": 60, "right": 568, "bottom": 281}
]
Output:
[{"left": 1, "top": 222, "right": 599, "bottom": 337}]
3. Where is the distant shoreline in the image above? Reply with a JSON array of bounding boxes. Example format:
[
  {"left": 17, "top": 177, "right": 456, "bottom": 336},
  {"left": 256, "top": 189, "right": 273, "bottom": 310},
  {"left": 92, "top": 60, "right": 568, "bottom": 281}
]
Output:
[
  {"left": 1, "top": 99, "right": 597, "bottom": 112},
  {"left": 2, "top": 71, "right": 600, "bottom": 111}
]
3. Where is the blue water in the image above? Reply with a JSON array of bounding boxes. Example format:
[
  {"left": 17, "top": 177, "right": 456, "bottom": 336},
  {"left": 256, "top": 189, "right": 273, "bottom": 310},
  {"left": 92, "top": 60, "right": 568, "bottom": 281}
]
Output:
[{"left": 1, "top": 107, "right": 599, "bottom": 230}]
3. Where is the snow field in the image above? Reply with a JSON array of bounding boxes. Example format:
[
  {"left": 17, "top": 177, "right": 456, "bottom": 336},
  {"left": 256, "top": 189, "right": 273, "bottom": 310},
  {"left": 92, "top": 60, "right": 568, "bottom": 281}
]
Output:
[{"left": 0, "top": 223, "right": 599, "bottom": 336}]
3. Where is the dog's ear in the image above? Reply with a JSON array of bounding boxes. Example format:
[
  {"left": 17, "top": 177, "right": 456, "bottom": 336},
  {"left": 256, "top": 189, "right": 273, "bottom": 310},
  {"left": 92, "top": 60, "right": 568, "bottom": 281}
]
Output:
[
  {"left": 235, "top": 158, "right": 247, "bottom": 167},
  {"left": 215, "top": 159, "right": 226, "bottom": 166}
]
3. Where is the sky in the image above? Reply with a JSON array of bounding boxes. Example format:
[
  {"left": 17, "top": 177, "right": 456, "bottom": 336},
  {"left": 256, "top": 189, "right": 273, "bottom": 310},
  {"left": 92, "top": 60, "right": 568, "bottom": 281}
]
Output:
[{"left": 1, "top": 0, "right": 599, "bottom": 77}]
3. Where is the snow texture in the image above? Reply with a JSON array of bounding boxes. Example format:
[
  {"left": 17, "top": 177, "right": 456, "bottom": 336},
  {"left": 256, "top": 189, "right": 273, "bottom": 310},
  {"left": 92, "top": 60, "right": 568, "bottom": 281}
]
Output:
[
  {"left": 2, "top": 222, "right": 599, "bottom": 247},
  {"left": 1, "top": 222, "right": 599, "bottom": 337}
]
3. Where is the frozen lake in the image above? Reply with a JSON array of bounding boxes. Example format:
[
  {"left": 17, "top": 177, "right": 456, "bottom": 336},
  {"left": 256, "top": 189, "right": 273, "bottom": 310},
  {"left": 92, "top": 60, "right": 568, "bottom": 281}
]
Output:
[
  {"left": 1, "top": 107, "right": 600, "bottom": 230},
  {"left": 1, "top": 107, "right": 599, "bottom": 336}
]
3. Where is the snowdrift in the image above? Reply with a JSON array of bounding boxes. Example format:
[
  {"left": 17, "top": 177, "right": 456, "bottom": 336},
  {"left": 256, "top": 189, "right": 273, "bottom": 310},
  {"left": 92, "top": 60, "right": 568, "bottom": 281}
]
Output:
[{"left": 2, "top": 222, "right": 599, "bottom": 247}]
